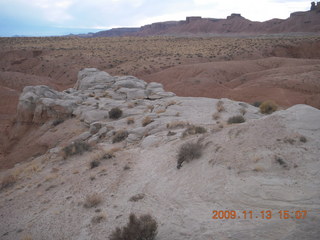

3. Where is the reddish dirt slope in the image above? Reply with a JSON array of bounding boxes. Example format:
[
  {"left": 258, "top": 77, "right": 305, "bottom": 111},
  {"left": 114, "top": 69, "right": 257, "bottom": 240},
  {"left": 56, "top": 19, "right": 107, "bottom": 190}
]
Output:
[{"left": 143, "top": 57, "right": 320, "bottom": 108}]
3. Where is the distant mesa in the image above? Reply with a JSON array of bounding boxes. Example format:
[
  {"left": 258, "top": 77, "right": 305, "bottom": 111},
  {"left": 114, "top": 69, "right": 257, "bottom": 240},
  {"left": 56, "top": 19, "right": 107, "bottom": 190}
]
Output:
[
  {"left": 71, "top": 3, "right": 319, "bottom": 37},
  {"left": 310, "top": 1, "right": 320, "bottom": 11}
]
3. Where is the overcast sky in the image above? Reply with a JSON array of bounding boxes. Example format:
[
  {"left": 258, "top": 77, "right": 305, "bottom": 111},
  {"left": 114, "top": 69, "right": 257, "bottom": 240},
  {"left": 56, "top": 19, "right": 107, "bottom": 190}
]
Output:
[{"left": 0, "top": 0, "right": 311, "bottom": 36}]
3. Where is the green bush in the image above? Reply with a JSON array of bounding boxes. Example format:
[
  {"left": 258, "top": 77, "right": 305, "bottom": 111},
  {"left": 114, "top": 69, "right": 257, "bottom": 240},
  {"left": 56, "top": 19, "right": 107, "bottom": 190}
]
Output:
[
  {"left": 109, "top": 107, "right": 123, "bottom": 119},
  {"left": 227, "top": 115, "right": 245, "bottom": 124},
  {"left": 259, "top": 101, "right": 277, "bottom": 114},
  {"left": 110, "top": 213, "right": 158, "bottom": 240},
  {"left": 177, "top": 142, "right": 203, "bottom": 169}
]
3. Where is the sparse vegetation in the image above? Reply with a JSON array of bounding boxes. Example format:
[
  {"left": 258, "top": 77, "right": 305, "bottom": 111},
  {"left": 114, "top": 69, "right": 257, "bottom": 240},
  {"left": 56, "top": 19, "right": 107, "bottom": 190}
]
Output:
[
  {"left": 109, "top": 213, "right": 158, "bottom": 240},
  {"left": 1, "top": 174, "right": 17, "bottom": 190},
  {"left": 167, "top": 121, "right": 187, "bottom": 129},
  {"left": 52, "top": 118, "right": 64, "bottom": 126},
  {"left": 259, "top": 101, "right": 278, "bottom": 114},
  {"left": 112, "top": 130, "right": 129, "bottom": 143},
  {"left": 212, "top": 112, "right": 220, "bottom": 120},
  {"left": 216, "top": 100, "right": 225, "bottom": 112},
  {"left": 182, "top": 125, "right": 207, "bottom": 137},
  {"left": 227, "top": 115, "right": 245, "bottom": 124},
  {"left": 142, "top": 116, "right": 153, "bottom": 127},
  {"left": 84, "top": 193, "right": 102, "bottom": 208},
  {"left": 300, "top": 136, "right": 307, "bottom": 143},
  {"left": 177, "top": 142, "right": 203, "bottom": 169},
  {"left": 109, "top": 107, "right": 123, "bottom": 119},
  {"left": 90, "top": 160, "right": 100, "bottom": 169},
  {"left": 275, "top": 156, "right": 288, "bottom": 169},
  {"left": 127, "top": 117, "right": 135, "bottom": 125},
  {"left": 62, "top": 141, "right": 90, "bottom": 159},
  {"left": 129, "top": 193, "right": 145, "bottom": 202},
  {"left": 91, "top": 213, "right": 106, "bottom": 224}
]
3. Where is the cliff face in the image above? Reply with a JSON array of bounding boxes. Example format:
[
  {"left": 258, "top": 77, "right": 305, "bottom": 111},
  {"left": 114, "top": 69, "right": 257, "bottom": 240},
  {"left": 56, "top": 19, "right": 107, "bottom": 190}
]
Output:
[{"left": 88, "top": 9, "right": 320, "bottom": 37}]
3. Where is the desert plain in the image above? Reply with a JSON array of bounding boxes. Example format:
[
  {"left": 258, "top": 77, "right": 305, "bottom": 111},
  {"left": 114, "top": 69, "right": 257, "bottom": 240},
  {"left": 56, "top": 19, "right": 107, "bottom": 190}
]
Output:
[{"left": 0, "top": 34, "right": 320, "bottom": 240}]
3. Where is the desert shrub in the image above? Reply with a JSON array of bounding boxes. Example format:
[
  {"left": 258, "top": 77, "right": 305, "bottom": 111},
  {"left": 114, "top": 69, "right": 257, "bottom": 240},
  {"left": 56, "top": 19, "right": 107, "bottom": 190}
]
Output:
[
  {"left": 127, "top": 117, "right": 135, "bottom": 125},
  {"left": 300, "top": 136, "right": 307, "bottom": 143},
  {"left": 182, "top": 125, "right": 207, "bottom": 137},
  {"left": 52, "top": 118, "right": 64, "bottom": 126},
  {"left": 167, "top": 121, "right": 187, "bottom": 129},
  {"left": 112, "top": 130, "right": 129, "bottom": 143},
  {"left": 212, "top": 112, "right": 220, "bottom": 120},
  {"left": 109, "top": 107, "right": 123, "bottom": 119},
  {"left": 110, "top": 213, "right": 158, "bottom": 240},
  {"left": 1, "top": 174, "right": 16, "bottom": 190},
  {"left": 63, "top": 141, "right": 90, "bottom": 159},
  {"left": 252, "top": 101, "right": 262, "bottom": 107},
  {"left": 84, "top": 193, "right": 102, "bottom": 208},
  {"left": 90, "top": 160, "right": 100, "bottom": 169},
  {"left": 216, "top": 100, "right": 225, "bottom": 112},
  {"left": 227, "top": 115, "right": 245, "bottom": 124},
  {"left": 142, "top": 116, "right": 153, "bottom": 127},
  {"left": 259, "top": 101, "right": 277, "bottom": 114},
  {"left": 91, "top": 213, "right": 106, "bottom": 224},
  {"left": 129, "top": 193, "right": 145, "bottom": 202},
  {"left": 177, "top": 142, "right": 203, "bottom": 169}
]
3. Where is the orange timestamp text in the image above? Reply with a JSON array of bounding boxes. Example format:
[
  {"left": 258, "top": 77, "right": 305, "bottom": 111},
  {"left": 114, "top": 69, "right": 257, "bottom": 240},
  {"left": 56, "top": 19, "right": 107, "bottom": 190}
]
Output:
[{"left": 212, "top": 210, "right": 308, "bottom": 220}]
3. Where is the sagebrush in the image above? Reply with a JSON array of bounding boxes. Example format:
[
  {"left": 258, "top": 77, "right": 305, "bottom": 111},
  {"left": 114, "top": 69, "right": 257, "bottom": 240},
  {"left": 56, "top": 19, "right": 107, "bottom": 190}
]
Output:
[
  {"left": 177, "top": 142, "right": 203, "bottom": 169},
  {"left": 110, "top": 213, "right": 158, "bottom": 240},
  {"left": 63, "top": 141, "right": 90, "bottom": 158},
  {"left": 227, "top": 115, "right": 245, "bottom": 124},
  {"left": 109, "top": 107, "right": 123, "bottom": 119}
]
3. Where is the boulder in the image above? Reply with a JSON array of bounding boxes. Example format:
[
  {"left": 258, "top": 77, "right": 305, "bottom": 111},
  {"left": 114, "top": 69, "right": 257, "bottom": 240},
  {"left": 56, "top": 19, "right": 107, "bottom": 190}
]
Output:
[
  {"left": 74, "top": 68, "right": 114, "bottom": 90},
  {"left": 113, "top": 76, "right": 147, "bottom": 89},
  {"left": 17, "top": 85, "right": 74, "bottom": 123}
]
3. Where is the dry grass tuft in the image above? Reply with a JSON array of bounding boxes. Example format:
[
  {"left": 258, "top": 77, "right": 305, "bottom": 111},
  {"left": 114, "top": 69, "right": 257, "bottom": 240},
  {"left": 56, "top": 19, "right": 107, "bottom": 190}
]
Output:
[
  {"left": 1, "top": 174, "right": 17, "bottom": 190},
  {"left": 182, "top": 125, "right": 207, "bottom": 138},
  {"left": 227, "top": 115, "right": 245, "bottom": 124},
  {"left": 259, "top": 101, "right": 278, "bottom": 114},
  {"left": 112, "top": 130, "right": 129, "bottom": 143},
  {"left": 216, "top": 100, "right": 225, "bottom": 112},
  {"left": 110, "top": 213, "right": 158, "bottom": 240},
  {"left": 91, "top": 213, "right": 106, "bottom": 224},
  {"left": 127, "top": 117, "right": 135, "bottom": 125},
  {"left": 212, "top": 112, "right": 220, "bottom": 120},
  {"left": 129, "top": 193, "right": 145, "bottom": 202},
  {"left": 84, "top": 193, "right": 102, "bottom": 208},
  {"left": 142, "top": 116, "right": 154, "bottom": 127},
  {"left": 177, "top": 142, "right": 203, "bottom": 169},
  {"left": 166, "top": 121, "right": 187, "bottom": 129},
  {"left": 62, "top": 141, "right": 90, "bottom": 159}
]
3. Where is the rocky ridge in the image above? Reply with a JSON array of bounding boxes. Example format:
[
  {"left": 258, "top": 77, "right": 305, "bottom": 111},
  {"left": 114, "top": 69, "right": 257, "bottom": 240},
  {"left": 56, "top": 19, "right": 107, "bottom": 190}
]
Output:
[{"left": 0, "top": 69, "right": 320, "bottom": 240}]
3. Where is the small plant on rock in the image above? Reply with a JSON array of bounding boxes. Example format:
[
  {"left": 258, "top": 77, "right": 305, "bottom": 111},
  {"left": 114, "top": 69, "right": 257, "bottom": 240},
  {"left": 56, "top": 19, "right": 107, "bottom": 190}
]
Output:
[
  {"left": 177, "top": 142, "right": 203, "bottom": 169},
  {"left": 109, "top": 213, "right": 158, "bottom": 240},
  {"left": 109, "top": 107, "right": 123, "bottom": 120},
  {"left": 63, "top": 141, "right": 90, "bottom": 159},
  {"left": 84, "top": 193, "right": 102, "bottom": 208},
  {"left": 259, "top": 101, "right": 277, "bottom": 114},
  {"left": 227, "top": 115, "right": 245, "bottom": 124},
  {"left": 112, "top": 130, "right": 129, "bottom": 143},
  {"left": 142, "top": 116, "right": 153, "bottom": 127},
  {"left": 1, "top": 174, "right": 17, "bottom": 190}
]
